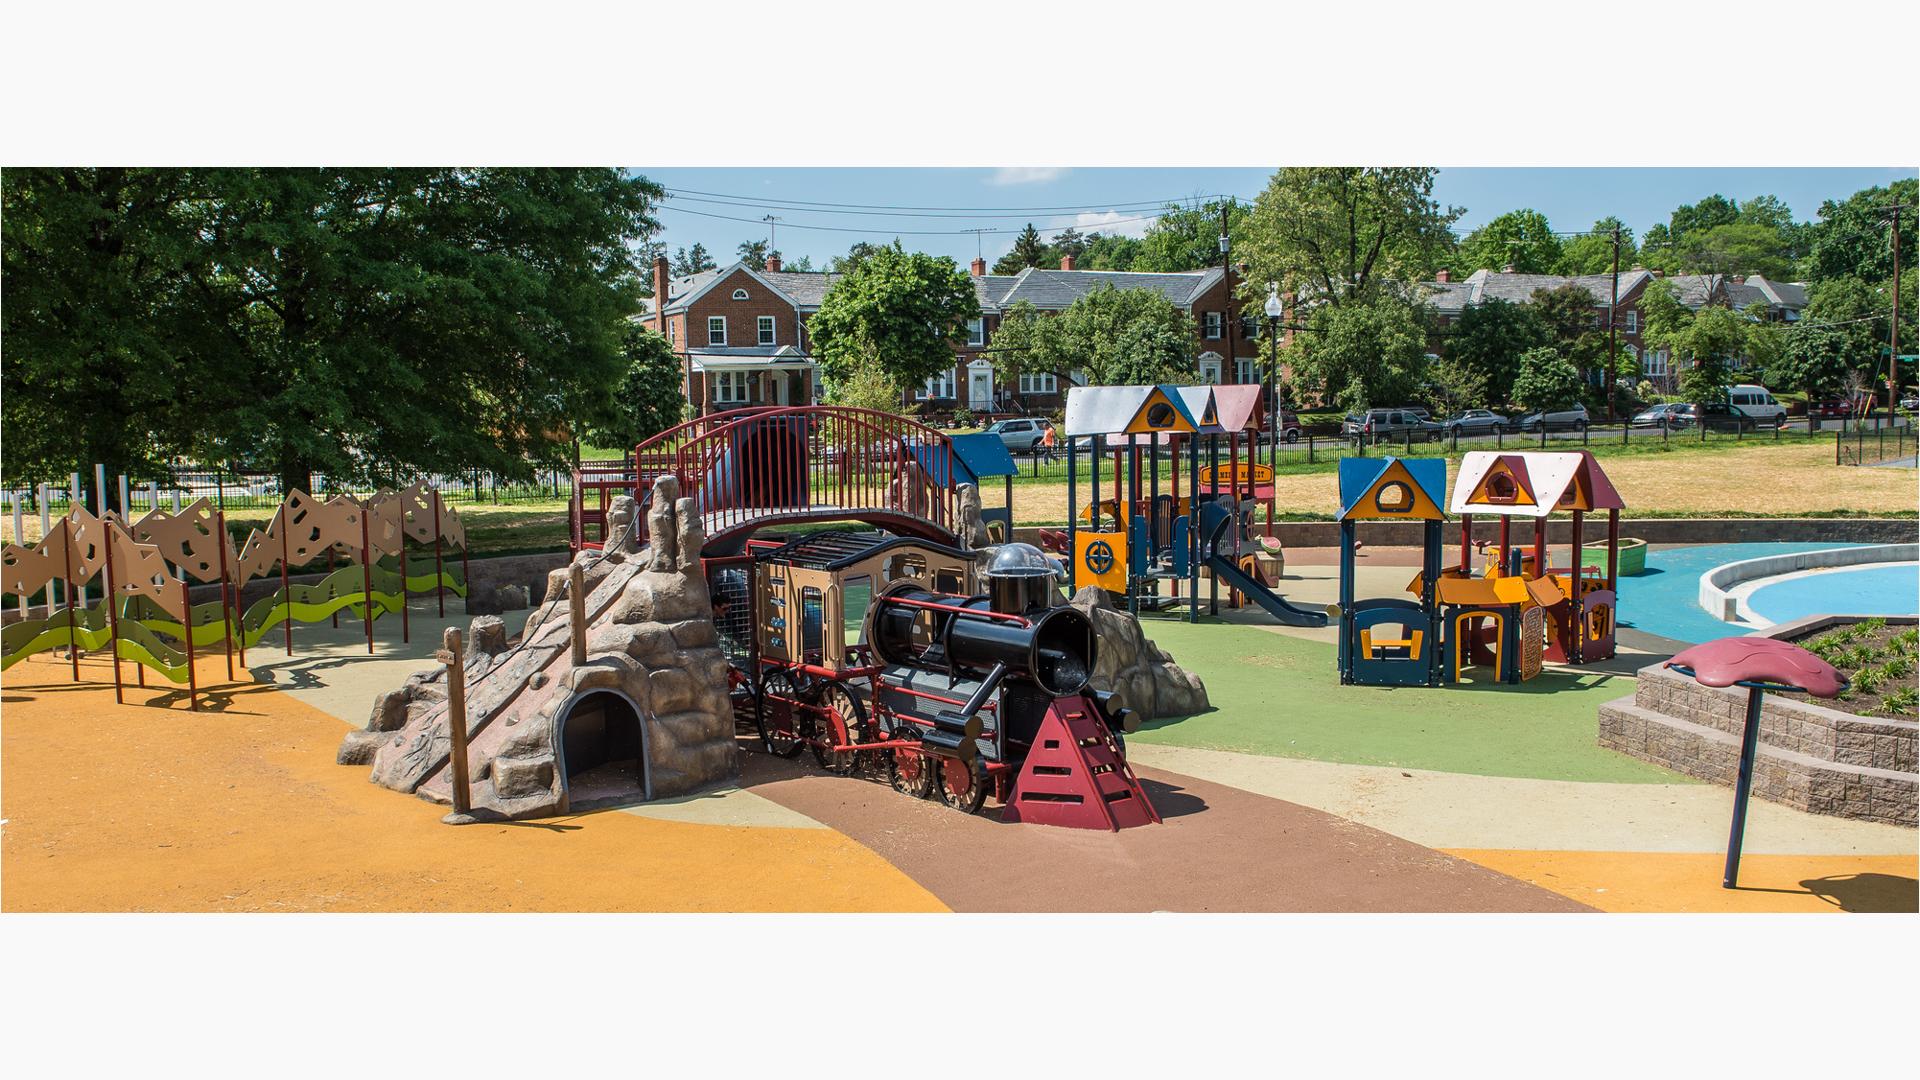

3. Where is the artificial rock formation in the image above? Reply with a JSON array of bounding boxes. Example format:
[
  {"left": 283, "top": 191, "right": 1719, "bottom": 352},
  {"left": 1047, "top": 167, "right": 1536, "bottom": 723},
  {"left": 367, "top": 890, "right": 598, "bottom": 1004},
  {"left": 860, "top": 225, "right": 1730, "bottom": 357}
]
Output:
[
  {"left": 339, "top": 477, "right": 737, "bottom": 820},
  {"left": 1069, "top": 585, "right": 1210, "bottom": 721}
]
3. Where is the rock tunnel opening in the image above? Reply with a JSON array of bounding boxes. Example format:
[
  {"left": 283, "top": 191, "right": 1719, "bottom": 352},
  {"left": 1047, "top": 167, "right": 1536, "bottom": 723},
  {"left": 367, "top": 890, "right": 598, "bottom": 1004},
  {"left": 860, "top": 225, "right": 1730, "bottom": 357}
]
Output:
[{"left": 558, "top": 692, "right": 648, "bottom": 808}]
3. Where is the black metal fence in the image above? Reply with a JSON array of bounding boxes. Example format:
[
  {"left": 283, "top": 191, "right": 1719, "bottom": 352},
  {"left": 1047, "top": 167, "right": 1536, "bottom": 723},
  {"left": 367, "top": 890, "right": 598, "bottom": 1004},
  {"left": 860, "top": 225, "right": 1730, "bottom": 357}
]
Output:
[
  {"left": 1835, "top": 423, "right": 1918, "bottom": 466},
  {"left": 2, "top": 468, "right": 579, "bottom": 516}
]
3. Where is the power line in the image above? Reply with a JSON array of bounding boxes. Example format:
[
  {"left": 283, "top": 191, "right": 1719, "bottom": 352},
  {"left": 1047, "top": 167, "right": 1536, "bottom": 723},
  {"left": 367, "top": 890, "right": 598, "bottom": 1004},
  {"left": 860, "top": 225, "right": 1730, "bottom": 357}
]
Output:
[
  {"left": 665, "top": 191, "right": 1238, "bottom": 222},
  {"left": 659, "top": 203, "right": 1174, "bottom": 237},
  {"left": 662, "top": 186, "right": 1246, "bottom": 214}
]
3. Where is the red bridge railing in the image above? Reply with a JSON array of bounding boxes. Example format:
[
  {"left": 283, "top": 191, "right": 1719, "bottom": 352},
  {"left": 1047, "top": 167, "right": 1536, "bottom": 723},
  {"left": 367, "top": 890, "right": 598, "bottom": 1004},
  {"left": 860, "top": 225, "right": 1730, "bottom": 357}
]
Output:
[{"left": 571, "top": 406, "right": 958, "bottom": 551}]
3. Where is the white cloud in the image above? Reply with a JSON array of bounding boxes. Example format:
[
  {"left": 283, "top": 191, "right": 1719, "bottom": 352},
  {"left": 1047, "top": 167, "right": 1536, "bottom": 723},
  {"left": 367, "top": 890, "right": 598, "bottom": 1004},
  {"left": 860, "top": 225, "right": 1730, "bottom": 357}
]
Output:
[
  {"left": 988, "top": 167, "right": 1067, "bottom": 186},
  {"left": 1070, "top": 209, "right": 1154, "bottom": 238}
]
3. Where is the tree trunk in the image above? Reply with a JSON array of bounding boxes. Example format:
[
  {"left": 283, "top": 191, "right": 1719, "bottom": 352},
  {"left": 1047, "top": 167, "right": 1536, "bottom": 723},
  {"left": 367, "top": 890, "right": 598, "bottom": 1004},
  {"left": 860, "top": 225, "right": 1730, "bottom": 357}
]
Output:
[{"left": 279, "top": 462, "right": 314, "bottom": 498}]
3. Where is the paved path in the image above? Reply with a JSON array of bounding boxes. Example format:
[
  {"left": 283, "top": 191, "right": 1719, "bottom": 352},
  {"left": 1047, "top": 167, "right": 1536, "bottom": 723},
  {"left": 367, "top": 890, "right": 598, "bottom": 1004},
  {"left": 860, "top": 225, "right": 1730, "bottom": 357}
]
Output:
[{"left": 735, "top": 748, "right": 1590, "bottom": 913}]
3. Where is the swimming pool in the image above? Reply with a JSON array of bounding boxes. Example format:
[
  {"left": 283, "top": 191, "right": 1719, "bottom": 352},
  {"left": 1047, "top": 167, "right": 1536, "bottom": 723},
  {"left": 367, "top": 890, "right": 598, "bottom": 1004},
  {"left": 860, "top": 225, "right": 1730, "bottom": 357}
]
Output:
[
  {"left": 1613, "top": 542, "right": 1876, "bottom": 645},
  {"left": 1746, "top": 562, "right": 1920, "bottom": 624}
]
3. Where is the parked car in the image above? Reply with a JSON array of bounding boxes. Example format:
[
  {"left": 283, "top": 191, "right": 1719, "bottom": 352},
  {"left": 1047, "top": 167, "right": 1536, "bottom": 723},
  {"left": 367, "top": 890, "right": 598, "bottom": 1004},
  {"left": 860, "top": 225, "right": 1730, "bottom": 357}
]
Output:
[
  {"left": 1341, "top": 413, "right": 1363, "bottom": 437},
  {"left": 1355, "top": 407, "right": 1443, "bottom": 442},
  {"left": 1516, "top": 402, "right": 1590, "bottom": 432},
  {"left": 1679, "top": 401, "right": 1759, "bottom": 432},
  {"left": 1900, "top": 394, "right": 1918, "bottom": 412},
  {"left": 1631, "top": 403, "right": 1690, "bottom": 428},
  {"left": 1271, "top": 406, "right": 1302, "bottom": 443},
  {"left": 1726, "top": 384, "right": 1788, "bottom": 428},
  {"left": 1442, "top": 409, "right": 1512, "bottom": 435},
  {"left": 983, "top": 416, "right": 1054, "bottom": 452}
]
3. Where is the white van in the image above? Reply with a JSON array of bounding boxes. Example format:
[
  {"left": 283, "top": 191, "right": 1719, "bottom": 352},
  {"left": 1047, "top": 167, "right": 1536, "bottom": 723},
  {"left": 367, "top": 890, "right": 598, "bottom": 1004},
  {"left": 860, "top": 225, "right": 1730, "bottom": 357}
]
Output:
[{"left": 1726, "top": 384, "right": 1787, "bottom": 428}]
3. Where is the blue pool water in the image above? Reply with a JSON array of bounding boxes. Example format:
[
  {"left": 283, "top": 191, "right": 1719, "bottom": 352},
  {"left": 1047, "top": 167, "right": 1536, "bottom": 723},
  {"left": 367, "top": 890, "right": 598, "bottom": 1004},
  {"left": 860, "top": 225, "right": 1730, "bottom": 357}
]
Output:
[
  {"left": 1747, "top": 563, "right": 1920, "bottom": 624},
  {"left": 1613, "top": 542, "right": 1873, "bottom": 645}
]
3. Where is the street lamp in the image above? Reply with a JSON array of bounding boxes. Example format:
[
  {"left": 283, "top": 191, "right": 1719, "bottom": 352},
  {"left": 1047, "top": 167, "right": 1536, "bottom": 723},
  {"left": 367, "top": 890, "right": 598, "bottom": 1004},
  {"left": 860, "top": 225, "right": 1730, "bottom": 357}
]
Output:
[{"left": 1264, "top": 282, "right": 1284, "bottom": 469}]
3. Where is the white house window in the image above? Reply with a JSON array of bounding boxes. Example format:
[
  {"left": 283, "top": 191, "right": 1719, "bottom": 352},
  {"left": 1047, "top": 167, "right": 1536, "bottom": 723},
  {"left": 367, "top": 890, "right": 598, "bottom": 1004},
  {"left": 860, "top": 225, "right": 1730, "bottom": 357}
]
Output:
[
  {"left": 966, "top": 318, "right": 985, "bottom": 346},
  {"left": 667, "top": 320, "right": 676, "bottom": 343},
  {"left": 1203, "top": 312, "right": 1224, "bottom": 340},
  {"left": 1018, "top": 371, "right": 1057, "bottom": 395},
  {"left": 758, "top": 316, "right": 776, "bottom": 346},
  {"left": 1198, "top": 352, "right": 1223, "bottom": 384},
  {"left": 1642, "top": 348, "right": 1667, "bottom": 377},
  {"left": 712, "top": 370, "right": 749, "bottom": 403},
  {"left": 707, "top": 316, "right": 727, "bottom": 345},
  {"left": 1235, "top": 357, "right": 1257, "bottom": 384},
  {"left": 924, "top": 370, "right": 955, "bottom": 399},
  {"left": 1625, "top": 311, "right": 1639, "bottom": 333},
  {"left": 731, "top": 288, "right": 749, "bottom": 300}
]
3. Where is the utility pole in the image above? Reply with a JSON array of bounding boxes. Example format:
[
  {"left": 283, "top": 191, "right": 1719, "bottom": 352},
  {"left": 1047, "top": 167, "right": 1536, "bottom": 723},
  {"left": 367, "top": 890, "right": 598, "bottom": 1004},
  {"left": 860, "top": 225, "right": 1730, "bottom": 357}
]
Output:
[
  {"left": 1880, "top": 203, "right": 1909, "bottom": 415},
  {"left": 1607, "top": 224, "right": 1621, "bottom": 421},
  {"left": 1219, "top": 202, "right": 1234, "bottom": 389}
]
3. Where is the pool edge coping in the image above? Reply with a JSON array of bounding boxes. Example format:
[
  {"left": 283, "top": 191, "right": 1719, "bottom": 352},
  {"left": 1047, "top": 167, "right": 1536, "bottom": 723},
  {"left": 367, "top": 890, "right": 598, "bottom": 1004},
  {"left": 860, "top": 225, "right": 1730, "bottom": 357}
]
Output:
[{"left": 1698, "top": 543, "right": 1920, "bottom": 626}]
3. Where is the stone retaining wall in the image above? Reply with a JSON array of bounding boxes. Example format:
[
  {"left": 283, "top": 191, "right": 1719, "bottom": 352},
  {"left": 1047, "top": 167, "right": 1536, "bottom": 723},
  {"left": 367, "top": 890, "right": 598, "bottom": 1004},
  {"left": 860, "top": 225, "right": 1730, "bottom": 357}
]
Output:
[{"left": 1596, "top": 617, "right": 1917, "bottom": 827}]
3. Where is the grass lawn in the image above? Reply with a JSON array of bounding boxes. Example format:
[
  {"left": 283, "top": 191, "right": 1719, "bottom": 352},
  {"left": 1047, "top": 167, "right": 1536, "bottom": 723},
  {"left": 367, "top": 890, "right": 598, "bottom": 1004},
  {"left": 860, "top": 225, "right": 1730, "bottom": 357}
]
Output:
[
  {"left": 1129, "top": 617, "right": 1683, "bottom": 784},
  {"left": 997, "top": 439, "right": 1918, "bottom": 525}
]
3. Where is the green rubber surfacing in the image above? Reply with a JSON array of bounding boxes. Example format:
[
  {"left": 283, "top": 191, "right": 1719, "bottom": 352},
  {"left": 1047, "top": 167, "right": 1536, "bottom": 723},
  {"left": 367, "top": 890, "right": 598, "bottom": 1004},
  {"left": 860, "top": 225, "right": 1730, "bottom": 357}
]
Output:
[{"left": 1129, "top": 618, "right": 1686, "bottom": 785}]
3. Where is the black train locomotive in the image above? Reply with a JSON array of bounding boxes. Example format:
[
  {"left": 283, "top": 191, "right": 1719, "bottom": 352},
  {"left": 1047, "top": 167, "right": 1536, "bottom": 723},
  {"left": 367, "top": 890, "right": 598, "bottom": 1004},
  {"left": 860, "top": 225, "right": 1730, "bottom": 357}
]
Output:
[{"left": 739, "top": 532, "right": 1158, "bottom": 830}]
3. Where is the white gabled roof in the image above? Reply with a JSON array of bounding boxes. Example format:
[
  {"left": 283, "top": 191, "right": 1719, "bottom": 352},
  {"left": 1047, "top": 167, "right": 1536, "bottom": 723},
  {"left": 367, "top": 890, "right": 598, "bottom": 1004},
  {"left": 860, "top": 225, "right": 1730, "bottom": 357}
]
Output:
[{"left": 1450, "top": 450, "right": 1624, "bottom": 518}]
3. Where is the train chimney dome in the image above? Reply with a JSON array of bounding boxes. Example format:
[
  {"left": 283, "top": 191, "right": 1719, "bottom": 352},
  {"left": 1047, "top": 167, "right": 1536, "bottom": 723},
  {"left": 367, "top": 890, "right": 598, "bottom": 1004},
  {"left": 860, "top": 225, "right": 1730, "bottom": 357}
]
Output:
[{"left": 985, "top": 542, "right": 1058, "bottom": 615}]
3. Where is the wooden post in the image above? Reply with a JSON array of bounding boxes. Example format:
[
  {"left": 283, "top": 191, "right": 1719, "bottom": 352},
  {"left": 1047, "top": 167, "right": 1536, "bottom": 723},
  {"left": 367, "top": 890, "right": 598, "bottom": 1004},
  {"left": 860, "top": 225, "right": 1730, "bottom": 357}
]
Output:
[
  {"left": 1459, "top": 513, "right": 1473, "bottom": 573},
  {"left": 215, "top": 510, "right": 235, "bottom": 681},
  {"left": 360, "top": 510, "right": 375, "bottom": 656},
  {"left": 570, "top": 563, "right": 589, "bottom": 668},
  {"left": 1606, "top": 508, "right": 1621, "bottom": 595},
  {"left": 181, "top": 578, "right": 197, "bottom": 711},
  {"left": 103, "top": 522, "right": 124, "bottom": 704},
  {"left": 60, "top": 516, "right": 79, "bottom": 683},
  {"left": 279, "top": 509, "right": 293, "bottom": 655},
  {"left": 432, "top": 489, "right": 446, "bottom": 617},
  {"left": 38, "top": 484, "right": 52, "bottom": 618},
  {"left": 441, "top": 627, "right": 471, "bottom": 816}
]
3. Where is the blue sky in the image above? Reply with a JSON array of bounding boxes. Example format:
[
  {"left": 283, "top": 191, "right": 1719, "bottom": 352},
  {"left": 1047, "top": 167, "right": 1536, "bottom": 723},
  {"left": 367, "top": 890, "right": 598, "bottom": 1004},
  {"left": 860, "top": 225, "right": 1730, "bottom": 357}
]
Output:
[{"left": 639, "top": 166, "right": 1914, "bottom": 269}]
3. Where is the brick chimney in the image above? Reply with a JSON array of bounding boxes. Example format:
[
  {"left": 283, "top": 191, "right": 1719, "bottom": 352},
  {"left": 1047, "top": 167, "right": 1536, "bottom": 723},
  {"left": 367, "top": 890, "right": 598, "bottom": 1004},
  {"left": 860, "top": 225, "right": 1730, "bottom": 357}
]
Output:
[
  {"left": 1434, "top": 269, "right": 1450, "bottom": 283},
  {"left": 652, "top": 255, "right": 670, "bottom": 328},
  {"left": 1731, "top": 274, "right": 1745, "bottom": 284},
  {"left": 765, "top": 253, "right": 782, "bottom": 273},
  {"left": 1060, "top": 254, "right": 1076, "bottom": 271},
  {"left": 1500, "top": 262, "right": 1516, "bottom": 274},
  {"left": 1650, "top": 268, "right": 1664, "bottom": 278},
  {"left": 970, "top": 256, "right": 987, "bottom": 277}
]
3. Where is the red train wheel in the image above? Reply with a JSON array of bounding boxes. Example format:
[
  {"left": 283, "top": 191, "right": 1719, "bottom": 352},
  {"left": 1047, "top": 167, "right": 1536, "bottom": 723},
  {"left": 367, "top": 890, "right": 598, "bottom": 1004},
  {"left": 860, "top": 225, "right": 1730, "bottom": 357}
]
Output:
[
  {"left": 937, "top": 756, "right": 989, "bottom": 815},
  {"left": 812, "top": 683, "right": 867, "bottom": 776},
  {"left": 755, "top": 669, "right": 806, "bottom": 759},
  {"left": 888, "top": 747, "right": 934, "bottom": 798}
]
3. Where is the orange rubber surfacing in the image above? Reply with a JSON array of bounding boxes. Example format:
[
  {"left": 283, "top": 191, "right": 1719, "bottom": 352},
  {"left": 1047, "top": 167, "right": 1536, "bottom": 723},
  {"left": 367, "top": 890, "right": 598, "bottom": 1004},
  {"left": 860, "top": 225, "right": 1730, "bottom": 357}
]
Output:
[
  {"left": 1447, "top": 849, "right": 1919, "bottom": 914},
  {"left": 0, "top": 653, "right": 945, "bottom": 913}
]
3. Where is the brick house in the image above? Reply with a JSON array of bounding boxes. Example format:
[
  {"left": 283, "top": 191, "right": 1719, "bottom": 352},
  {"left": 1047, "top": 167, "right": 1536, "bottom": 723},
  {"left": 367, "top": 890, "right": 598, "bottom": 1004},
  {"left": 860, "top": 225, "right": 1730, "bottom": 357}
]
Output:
[
  {"left": 1418, "top": 267, "right": 1809, "bottom": 393},
  {"left": 640, "top": 252, "right": 1269, "bottom": 417}
]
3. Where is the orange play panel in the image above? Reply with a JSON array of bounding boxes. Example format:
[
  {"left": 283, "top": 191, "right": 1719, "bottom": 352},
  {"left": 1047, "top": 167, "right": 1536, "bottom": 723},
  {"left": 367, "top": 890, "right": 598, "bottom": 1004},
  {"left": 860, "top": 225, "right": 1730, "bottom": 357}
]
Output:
[
  {"left": 1, "top": 653, "right": 945, "bottom": 913},
  {"left": 1447, "top": 849, "right": 1918, "bottom": 913}
]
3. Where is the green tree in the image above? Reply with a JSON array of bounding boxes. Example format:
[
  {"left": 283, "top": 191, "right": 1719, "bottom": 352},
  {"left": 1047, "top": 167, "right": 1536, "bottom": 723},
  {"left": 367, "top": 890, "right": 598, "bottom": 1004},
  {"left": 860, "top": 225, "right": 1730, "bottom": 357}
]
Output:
[
  {"left": 780, "top": 254, "right": 816, "bottom": 272},
  {"left": 1804, "top": 178, "right": 1918, "bottom": 284},
  {"left": 1132, "top": 199, "right": 1250, "bottom": 273},
  {"left": 1049, "top": 226, "right": 1088, "bottom": 261},
  {"left": 582, "top": 325, "right": 687, "bottom": 449},
  {"left": 3, "top": 167, "right": 662, "bottom": 499},
  {"left": 1078, "top": 231, "right": 1143, "bottom": 270},
  {"left": 672, "top": 242, "right": 715, "bottom": 274},
  {"left": 1670, "top": 194, "right": 1741, "bottom": 238},
  {"left": 1288, "top": 292, "right": 1431, "bottom": 412},
  {"left": 1455, "top": 209, "right": 1563, "bottom": 274},
  {"left": 1675, "top": 305, "right": 1745, "bottom": 402},
  {"left": 822, "top": 357, "right": 905, "bottom": 414},
  {"left": 1774, "top": 322, "right": 1858, "bottom": 398},
  {"left": 1241, "top": 168, "right": 1461, "bottom": 313},
  {"left": 808, "top": 246, "right": 980, "bottom": 387},
  {"left": 1, "top": 168, "right": 211, "bottom": 505},
  {"left": 737, "top": 239, "right": 769, "bottom": 264},
  {"left": 989, "top": 287, "right": 1198, "bottom": 389},
  {"left": 992, "top": 224, "right": 1051, "bottom": 274},
  {"left": 1426, "top": 354, "right": 1488, "bottom": 417},
  {"left": 829, "top": 241, "right": 891, "bottom": 274},
  {"left": 1444, "top": 298, "right": 1548, "bottom": 407},
  {"left": 1555, "top": 217, "right": 1638, "bottom": 275},
  {"left": 1511, "top": 346, "right": 1583, "bottom": 413}
]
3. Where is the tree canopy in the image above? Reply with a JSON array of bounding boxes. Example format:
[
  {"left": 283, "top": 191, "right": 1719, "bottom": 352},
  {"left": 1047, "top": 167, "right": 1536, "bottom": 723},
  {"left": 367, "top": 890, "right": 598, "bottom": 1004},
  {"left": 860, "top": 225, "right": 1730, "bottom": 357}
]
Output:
[
  {"left": 1555, "top": 217, "right": 1638, "bottom": 275},
  {"left": 1286, "top": 292, "right": 1431, "bottom": 412},
  {"left": 1455, "top": 209, "right": 1562, "bottom": 275},
  {"left": 1511, "top": 346, "right": 1583, "bottom": 413},
  {"left": 1129, "top": 199, "right": 1249, "bottom": 273},
  {"left": 671, "top": 242, "right": 716, "bottom": 274},
  {"left": 807, "top": 246, "right": 980, "bottom": 387},
  {"left": 1241, "top": 168, "right": 1460, "bottom": 313},
  {"left": 989, "top": 288, "right": 1198, "bottom": 390},
  {"left": 991, "top": 225, "right": 1052, "bottom": 274},
  {"left": 1444, "top": 298, "right": 1548, "bottom": 407},
  {"left": 1, "top": 167, "right": 662, "bottom": 500},
  {"left": 581, "top": 325, "right": 687, "bottom": 450}
]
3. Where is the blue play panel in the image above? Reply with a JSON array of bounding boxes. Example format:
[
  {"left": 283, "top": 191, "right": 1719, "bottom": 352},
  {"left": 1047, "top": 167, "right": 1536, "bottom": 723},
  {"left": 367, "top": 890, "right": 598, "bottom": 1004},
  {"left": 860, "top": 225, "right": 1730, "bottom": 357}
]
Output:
[{"left": 1614, "top": 542, "right": 1874, "bottom": 645}]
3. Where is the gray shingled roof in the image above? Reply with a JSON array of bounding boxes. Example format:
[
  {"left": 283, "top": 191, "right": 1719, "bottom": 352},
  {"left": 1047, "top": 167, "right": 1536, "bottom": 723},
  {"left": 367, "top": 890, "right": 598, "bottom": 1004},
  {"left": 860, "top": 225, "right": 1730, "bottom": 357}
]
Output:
[
  {"left": 1745, "top": 275, "right": 1809, "bottom": 309},
  {"left": 996, "top": 267, "right": 1211, "bottom": 310},
  {"left": 1422, "top": 268, "right": 1658, "bottom": 314}
]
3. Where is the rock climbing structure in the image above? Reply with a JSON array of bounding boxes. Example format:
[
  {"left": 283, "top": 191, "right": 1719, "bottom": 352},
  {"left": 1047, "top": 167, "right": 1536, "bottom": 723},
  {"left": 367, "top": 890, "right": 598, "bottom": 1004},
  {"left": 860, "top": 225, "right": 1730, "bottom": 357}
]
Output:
[
  {"left": 339, "top": 476, "right": 737, "bottom": 820},
  {"left": 1069, "top": 585, "right": 1210, "bottom": 721}
]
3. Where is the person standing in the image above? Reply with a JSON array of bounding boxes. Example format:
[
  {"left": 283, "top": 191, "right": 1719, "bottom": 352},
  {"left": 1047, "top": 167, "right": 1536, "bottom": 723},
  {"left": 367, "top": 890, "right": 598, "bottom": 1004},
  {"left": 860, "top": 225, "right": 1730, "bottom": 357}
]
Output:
[{"left": 1039, "top": 421, "right": 1058, "bottom": 464}]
